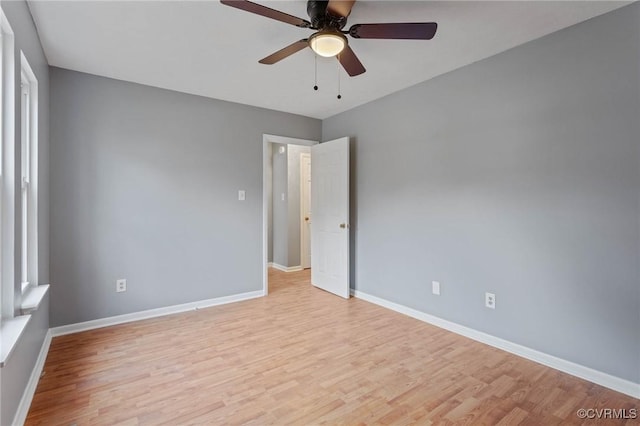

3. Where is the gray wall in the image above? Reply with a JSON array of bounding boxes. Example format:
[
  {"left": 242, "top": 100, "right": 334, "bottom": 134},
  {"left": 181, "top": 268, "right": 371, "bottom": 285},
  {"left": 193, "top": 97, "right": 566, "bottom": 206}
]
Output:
[
  {"left": 271, "top": 143, "right": 288, "bottom": 267},
  {"left": 0, "top": 0, "right": 50, "bottom": 423},
  {"left": 323, "top": 3, "right": 640, "bottom": 383},
  {"left": 50, "top": 68, "right": 321, "bottom": 326},
  {"left": 266, "top": 142, "right": 273, "bottom": 263}
]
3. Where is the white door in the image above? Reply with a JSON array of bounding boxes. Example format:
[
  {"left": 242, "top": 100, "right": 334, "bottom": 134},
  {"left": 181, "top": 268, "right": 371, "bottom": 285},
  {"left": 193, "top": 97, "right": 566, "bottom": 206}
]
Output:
[
  {"left": 300, "top": 153, "right": 312, "bottom": 269},
  {"left": 311, "top": 137, "right": 350, "bottom": 298}
]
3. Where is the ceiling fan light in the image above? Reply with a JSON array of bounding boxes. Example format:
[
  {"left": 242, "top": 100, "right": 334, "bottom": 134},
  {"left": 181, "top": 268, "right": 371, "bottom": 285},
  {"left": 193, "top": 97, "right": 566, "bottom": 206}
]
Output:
[{"left": 310, "top": 32, "right": 346, "bottom": 57}]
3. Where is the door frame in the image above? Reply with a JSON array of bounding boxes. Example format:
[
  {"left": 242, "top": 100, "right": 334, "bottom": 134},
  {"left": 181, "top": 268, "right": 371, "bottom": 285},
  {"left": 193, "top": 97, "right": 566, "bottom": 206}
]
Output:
[
  {"left": 300, "top": 152, "right": 312, "bottom": 269},
  {"left": 262, "top": 134, "right": 318, "bottom": 295}
]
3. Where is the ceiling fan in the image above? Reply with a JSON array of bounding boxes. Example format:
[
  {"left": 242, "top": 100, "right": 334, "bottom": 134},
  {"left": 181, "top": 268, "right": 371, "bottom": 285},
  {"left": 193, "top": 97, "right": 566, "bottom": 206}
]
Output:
[{"left": 220, "top": 0, "right": 438, "bottom": 77}]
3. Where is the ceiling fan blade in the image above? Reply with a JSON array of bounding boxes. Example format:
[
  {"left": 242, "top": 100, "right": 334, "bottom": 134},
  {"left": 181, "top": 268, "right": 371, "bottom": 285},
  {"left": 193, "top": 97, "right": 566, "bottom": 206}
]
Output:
[
  {"left": 259, "top": 40, "right": 309, "bottom": 65},
  {"left": 327, "top": 0, "right": 356, "bottom": 18},
  {"left": 337, "top": 45, "right": 365, "bottom": 77},
  {"left": 349, "top": 22, "right": 438, "bottom": 39},
  {"left": 220, "top": 0, "right": 311, "bottom": 28}
]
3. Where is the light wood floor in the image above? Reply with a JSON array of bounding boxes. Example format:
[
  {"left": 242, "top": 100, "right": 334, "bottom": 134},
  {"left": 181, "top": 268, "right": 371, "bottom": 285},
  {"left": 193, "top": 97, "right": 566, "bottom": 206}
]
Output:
[{"left": 27, "top": 269, "right": 637, "bottom": 425}]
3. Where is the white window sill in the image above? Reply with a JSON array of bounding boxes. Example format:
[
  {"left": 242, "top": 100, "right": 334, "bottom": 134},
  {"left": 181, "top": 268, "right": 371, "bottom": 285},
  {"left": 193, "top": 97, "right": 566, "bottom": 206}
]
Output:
[
  {"left": 0, "top": 315, "right": 32, "bottom": 367},
  {"left": 0, "top": 284, "right": 49, "bottom": 368},
  {"left": 21, "top": 284, "right": 49, "bottom": 315}
]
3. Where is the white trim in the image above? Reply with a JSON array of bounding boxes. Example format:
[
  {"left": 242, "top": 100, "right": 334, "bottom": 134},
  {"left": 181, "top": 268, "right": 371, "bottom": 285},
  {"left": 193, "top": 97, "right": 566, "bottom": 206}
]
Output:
[
  {"left": 270, "top": 263, "right": 303, "bottom": 273},
  {"left": 12, "top": 329, "right": 51, "bottom": 426},
  {"left": 50, "top": 290, "right": 264, "bottom": 337},
  {"left": 0, "top": 314, "right": 30, "bottom": 367},
  {"left": 351, "top": 289, "right": 640, "bottom": 399},
  {"left": 1, "top": 8, "right": 16, "bottom": 318},
  {"left": 20, "top": 284, "right": 49, "bottom": 315},
  {"left": 263, "top": 134, "right": 318, "bottom": 146},
  {"left": 20, "top": 51, "right": 38, "bottom": 294},
  {"left": 262, "top": 134, "right": 318, "bottom": 297}
]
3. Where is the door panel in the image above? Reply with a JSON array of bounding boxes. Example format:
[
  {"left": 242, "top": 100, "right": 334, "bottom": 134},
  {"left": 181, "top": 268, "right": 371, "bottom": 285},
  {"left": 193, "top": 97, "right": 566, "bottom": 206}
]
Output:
[
  {"left": 311, "top": 137, "right": 349, "bottom": 298},
  {"left": 301, "top": 153, "right": 311, "bottom": 269}
]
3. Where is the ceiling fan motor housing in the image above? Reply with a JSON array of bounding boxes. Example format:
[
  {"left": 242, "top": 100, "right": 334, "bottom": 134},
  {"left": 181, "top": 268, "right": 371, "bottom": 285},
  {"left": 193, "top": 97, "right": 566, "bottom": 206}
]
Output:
[{"left": 307, "top": 0, "right": 348, "bottom": 30}]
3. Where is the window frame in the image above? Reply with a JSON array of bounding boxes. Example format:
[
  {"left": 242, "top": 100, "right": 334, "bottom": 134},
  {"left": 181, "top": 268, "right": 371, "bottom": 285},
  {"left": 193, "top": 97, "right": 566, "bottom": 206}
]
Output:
[
  {"left": 0, "top": 18, "right": 3, "bottom": 316},
  {"left": 0, "top": 8, "right": 14, "bottom": 319},
  {"left": 20, "top": 53, "right": 37, "bottom": 296}
]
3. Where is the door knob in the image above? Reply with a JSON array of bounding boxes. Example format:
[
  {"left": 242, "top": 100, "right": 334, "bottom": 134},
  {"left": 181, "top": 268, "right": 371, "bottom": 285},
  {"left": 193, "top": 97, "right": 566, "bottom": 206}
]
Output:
[
  {"left": 305, "top": 217, "right": 310, "bottom": 221},
  {"left": 339, "top": 223, "right": 349, "bottom": 229}
]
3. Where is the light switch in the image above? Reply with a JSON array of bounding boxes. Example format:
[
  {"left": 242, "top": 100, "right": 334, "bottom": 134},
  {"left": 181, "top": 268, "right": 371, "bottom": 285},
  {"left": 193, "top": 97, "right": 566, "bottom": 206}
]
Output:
[
  {"left": 432, "top": 281, "right": 440, "bottom": 296},
  {"left": 281, "top": 193, "right": 285, "bottom": 201},
  {"left": 238, "top": 190, "right": 246, "bottom": 201}
]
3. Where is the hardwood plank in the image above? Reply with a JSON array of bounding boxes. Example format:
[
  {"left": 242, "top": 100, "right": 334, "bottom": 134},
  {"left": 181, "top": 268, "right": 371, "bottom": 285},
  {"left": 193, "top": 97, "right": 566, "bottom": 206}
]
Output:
[{"left": 26, "top": 268, "right": 638, "bottom": 425}]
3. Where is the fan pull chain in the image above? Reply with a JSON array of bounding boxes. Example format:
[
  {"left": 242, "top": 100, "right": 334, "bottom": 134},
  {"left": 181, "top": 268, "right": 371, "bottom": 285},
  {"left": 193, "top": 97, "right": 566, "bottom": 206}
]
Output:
[
  {"left": 313, "top": 54, "right": 318, "bottom": 91},
  {"left": 337, "top": 59, "right": 342, "bottom": 100}
]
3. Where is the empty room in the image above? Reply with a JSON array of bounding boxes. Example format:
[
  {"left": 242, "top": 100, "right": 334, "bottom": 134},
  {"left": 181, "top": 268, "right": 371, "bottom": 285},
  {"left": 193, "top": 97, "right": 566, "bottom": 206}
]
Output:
[{"left": 0, "top": 0, "right": 639, "bottom": 424}]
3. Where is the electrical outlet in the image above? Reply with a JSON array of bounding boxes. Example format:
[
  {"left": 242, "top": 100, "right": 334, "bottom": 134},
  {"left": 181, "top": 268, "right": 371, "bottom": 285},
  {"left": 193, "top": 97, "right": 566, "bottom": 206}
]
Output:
[
  {"left": 116, "top": 279, "right": 127, "bottom": 293},
  {"left": 485, "top": 292, "right": 496, "bottom": 309},
  {"left": 238, "top": 190, "right": 246, "bottom": 201},
  {"left": 432, "top": 281, "right": 440, "bottom": 296}
]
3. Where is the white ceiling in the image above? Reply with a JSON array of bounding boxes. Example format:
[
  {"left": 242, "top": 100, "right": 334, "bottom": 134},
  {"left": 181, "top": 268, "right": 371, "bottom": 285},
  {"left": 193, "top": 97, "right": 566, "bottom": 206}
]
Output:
[{"left": 28, "top": 1, "right": 630, "bottom": 119}]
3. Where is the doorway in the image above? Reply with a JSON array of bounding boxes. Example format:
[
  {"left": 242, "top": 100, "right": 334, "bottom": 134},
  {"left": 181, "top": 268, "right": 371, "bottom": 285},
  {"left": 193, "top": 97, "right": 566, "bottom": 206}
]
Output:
[{"left": 262, "top": 135, "right": 318, "bottom": 295}]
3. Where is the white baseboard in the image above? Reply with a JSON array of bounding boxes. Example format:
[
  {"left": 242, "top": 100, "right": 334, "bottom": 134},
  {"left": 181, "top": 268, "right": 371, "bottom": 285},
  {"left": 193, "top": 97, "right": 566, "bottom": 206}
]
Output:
[
  {"left": 351, "top": 289, "right": 640, "bottom": 399},
  {"left": 270, "top": 263, "right": 303, "bottom": 273},
  {"left": 13, "top": 329, "right": 52, "bottom": 426},
  {"left": 50, "top": 290, "right": 264, "bottom": 337}
]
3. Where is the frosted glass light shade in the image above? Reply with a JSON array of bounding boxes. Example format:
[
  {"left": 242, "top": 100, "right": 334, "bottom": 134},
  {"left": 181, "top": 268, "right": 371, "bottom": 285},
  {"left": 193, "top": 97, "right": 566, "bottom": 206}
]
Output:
[{"left": 309, "top": 33, "right": 346, "bottom": 57}]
